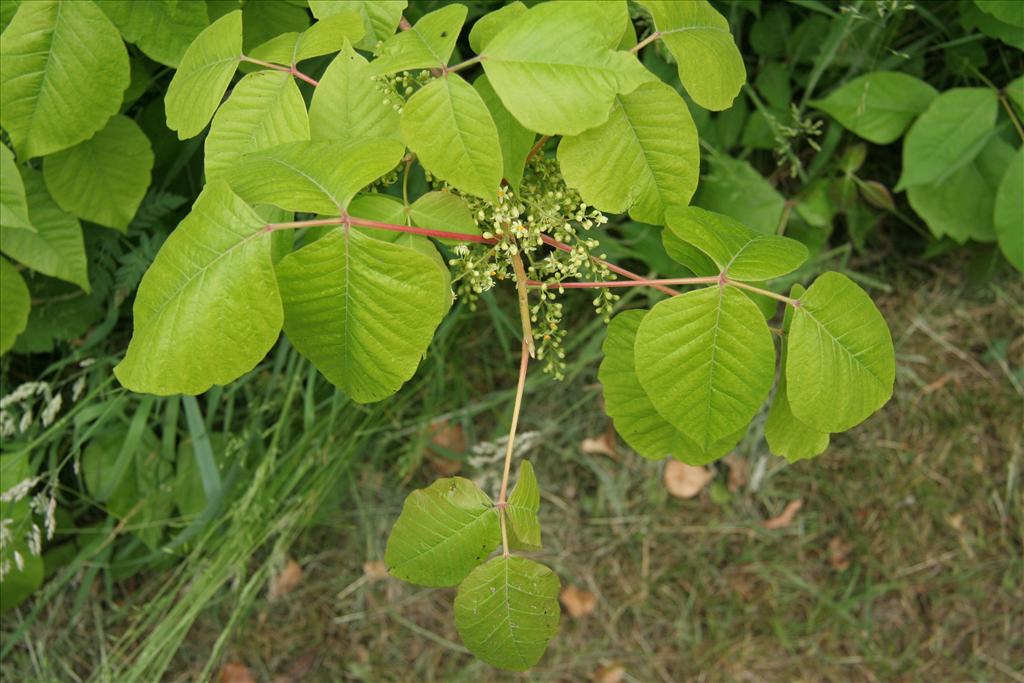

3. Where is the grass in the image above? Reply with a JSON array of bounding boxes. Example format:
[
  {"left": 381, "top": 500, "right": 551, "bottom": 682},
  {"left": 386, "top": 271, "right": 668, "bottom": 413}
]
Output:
[{"left": 2, "top": 257, "right": 1021, "bottom": 682}]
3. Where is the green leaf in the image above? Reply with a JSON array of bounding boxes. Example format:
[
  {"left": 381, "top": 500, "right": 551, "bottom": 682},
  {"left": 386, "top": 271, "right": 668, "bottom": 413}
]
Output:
[
  {"left": 765, "top": 285, "right": 829, "bottom": 462},
  {"left": 1006, "top": 75, "right": 1024, "bottom": 113},
  {"left": 42, "top": 115, "right": 154, "bottom": 231},
  {"left": 368, "top": 4, "right": 465, "bottom": 75},
  {"left": 695, "top": 156, "right": 786, "bottom": 235},
  {"left": 907, "top": 135, "right": 1014, "bottom": 244},
  {"left": 474, "top": 75, "right": 534, "bottom": 192},
  {"left": 276, "top": 228, "right": 450, "bottom": 403},
  {"left": 468, "top": 1, "right": 526, "bottom": 54},
  {"left": 896, "top": 88, "right": 999, "bottom": 190},
  {"left": 635, "top": 286, "right": 774, "bottom": 451},
  {"left": 348, "top": 193, "right": 407, "bottom": 240},
  {"left": 961, "top": 0, "right": 1024, "bottom": 49},
  {"left": 309, "top": 44, "right": 402, "bottom": 146},
  {"left": 637, "top": 0, "right": 745, "bottom": 111},
  {"left": 241, "top": 0, "right": 308, "bottom": 52},
  {"left": 975, "top": 0, "right": 1024, "bottom": 26},
  {"left": 662, "top": 229, "right": 718, "bottom": 277},
  {"left": 809, "top": 71, "right": 938, "bottom": 145},
  {"left": 506, "top": 460, "right": 541, "bottom": 550},
  {"left": 481, "top": 0, "right": 652, "bottom": 135},
  {"left": 0, "top": 256, "right": 29, "bottom": 354},
  {"left": 0, "top": 0, "right": 129, "bottom": 158},
  {"left": 0, "top": 170, "right": 89, "bottom": 291},
  {"left": 97, "top": 0, "right": 209, "bottom": 67},
  {"left": 454, "top": 555, "right": 560, "bottom": 672},
  {"left": 164, "top": 10, "right": 241, "bottom": 139},
  {"left": 401, "top": 75, "right": 502, "bottom": 202},
  {"left": 601, "top": 310, "right": 738, "bottom": 463},
  {"left": 558, "top": 81, "right": 699, "bottom": 225},
  {"left": 225, "top": 139, "right": 406, "bottom": 215},
  {"left": 663, "top": 206, "right": 808, "bottom": 281},
  {"left": 247, "top": 11, "right": 365, "bottom": 64},
  {"left": 787, "top": 272, "right": 895, "bottom": 433},
  {"left": 0, "top": 541, "right": 43, "bottom": 611},
  {"left": 114, "top": 181, "right": 283, "bottom": 395},
  {"left": 994, "top": 147, "right": 1023, "bottom": 273},
  {"left": 409, "top": 191, "right": 480, "bottom": 244},
  {"left": 384, "top": 477, "right": 500, "bottom": 587},
  {"left": 310, "top": 0, "right": 406, "bottom": 51},
  {"left": 205, "top": 71, "right": 309, "bottom": 182},
  {"left": 1, "top": 146, "right": 32, "bottom": 232}
]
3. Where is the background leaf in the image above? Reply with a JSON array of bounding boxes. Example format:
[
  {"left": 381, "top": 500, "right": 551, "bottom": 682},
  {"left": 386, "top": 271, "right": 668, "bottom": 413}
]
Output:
[
  {"left": 97, "top": 0, "right": 209, "bottom": 67},
  {"left": 810, "top": 71, "right": 938, "bottom": 144},
  {"left": 993, "top": 146, "right": 1023, "bottom": 272},
  {"left": 0, "top": 256, "right": 30, "bottom": 354},
  {"left": 368, "top": 4, "right": 466, "bottom": 75},
  {"left": 247, "top": 11, "right": 365, "bottom": 64},
  {"left": 0, "top": 146, "right": 32, "bottom": 232}
]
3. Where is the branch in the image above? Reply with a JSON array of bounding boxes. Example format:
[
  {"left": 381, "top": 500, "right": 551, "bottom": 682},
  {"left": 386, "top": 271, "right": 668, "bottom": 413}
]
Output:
[
  {"left": 630, "top": 30, "right": 661, "bottom": 54},
  {"left": 239, "top": 54, "right": 320, "bottom": 87},
  {"left": 497, "top": 339, "right": 530, "bottom": 557},
  {"left": 524, "top": 136, "right": 550, "bottom": 165},
  {"left": 539, "top": 235, "right": 679, "bottom": 296},
  {"left": 527, "top": 276, "right": 717, "bottom": 289}
]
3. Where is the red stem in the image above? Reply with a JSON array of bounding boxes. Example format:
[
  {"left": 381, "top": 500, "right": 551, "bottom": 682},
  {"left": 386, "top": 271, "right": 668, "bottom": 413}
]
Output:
[
  {"left": 527, "top": 277, "right": 717, "bottom": 289},
  {"left": 539, "top": 235, "right": 679, "bottom": 296},
  {"left": 239, "top": 55, "right": 319, "bottom": 87}
]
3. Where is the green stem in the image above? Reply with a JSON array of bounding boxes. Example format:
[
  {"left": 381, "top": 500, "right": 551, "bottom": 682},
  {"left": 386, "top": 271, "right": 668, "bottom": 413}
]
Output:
[
  {"left": 444, "top": 55, "right": 483, "bottom": 74},
  {"left": 630, "top": 30, "right": 661, "bottom": 54}
]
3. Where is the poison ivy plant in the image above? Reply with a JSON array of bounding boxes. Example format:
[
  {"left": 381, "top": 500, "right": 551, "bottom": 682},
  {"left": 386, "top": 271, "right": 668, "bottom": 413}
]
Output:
[{"left": 0, "top": 0, "right": 901, "bottom": 670}]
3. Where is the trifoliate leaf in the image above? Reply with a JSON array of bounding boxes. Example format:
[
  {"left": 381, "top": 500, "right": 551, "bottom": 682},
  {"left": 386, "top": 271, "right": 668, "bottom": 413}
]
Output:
[
  {"left": 454, "top": 556, "right": 560, "bottom": 671},
  {"left": 309, "top": 44, "right": 403, "bottom": 146},
  {"left": 506, "top": 460, "right": 541, "bottom": 550},
  {"left": 97, "top": 0, "right": 209, "bottom": 67},
  {"left": 1, "top": 170, "right": 89, "bottom": 292},
  {"left": 401, "top": 75, "right": 502, "bottom": 202},
  {"left": 787, "top": 272, "right": 895, "bottom": 433},
  {"left": 896, "top": 88, "right": 999, "bottom": 190},
  {"left": 369, "top": 4, "right": 466, "bottom": 75},
  {"left": 276, "top": 228, "right": 450, "bottom": 403},
  {"left": 225, "top": 139, "right": 406, "bottom": 215},
  {"left": 114, "top": 181, "right": 283, "bottom": 395},
  {"left": 994, "top": 147, "right": 1023, "bottom": 273},
  {"left": 474, "top": 75, "right": 535, "bottom": 192},
  {"left": 247, "top": 11, "right": 365, "bottom": 64},
  {"left": 205, "top": 71, "right": 310, "bottom": 182},
  {"left": 468, "top": 1, "right": 526, "bottom": 54},
  {"left": 558, "top": 81, "right": 699, "bottom": 225},
  {"left": 310, "top": 0, "right": 406, "bottom": 51},
  {"left": 635, "top": 286, "right": 774, "bottom": 451},
  {"left": 663, "top": 206, "right": 808, "bottom": 281},
  {"left": 637, "top": 0, "right": 745, "bottom": 111},
  {"left": 809, "top": 71, "right": 938, "bottom": 145},
  {"left": 0, "top": 257, "right": 29, "bottom": 354},
  {"left": 165, "top": 10, "right": 242, "bottom": 139},
  {"left": 384, "top": 477, "right": 500, "bottom": 586},
  {"left": 481, "top": 0, "right": 652, "bottom": 135},
  {"left": 42, "top": 115, "right": 154, "bottom": 231},
  {"left": 409, "top": 191, "right": 480, "bottom": 244},
  {"left": 0, "top": 0, "right": 129, "bottom": 159},
  {"left": 1, "top": 146, "right": 32, "bottom": 232}
]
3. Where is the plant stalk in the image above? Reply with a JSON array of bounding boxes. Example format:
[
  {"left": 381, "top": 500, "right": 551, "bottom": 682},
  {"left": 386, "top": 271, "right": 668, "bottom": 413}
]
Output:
[{"left": 497, "top": 339, "right": 530, "bottom": 557}]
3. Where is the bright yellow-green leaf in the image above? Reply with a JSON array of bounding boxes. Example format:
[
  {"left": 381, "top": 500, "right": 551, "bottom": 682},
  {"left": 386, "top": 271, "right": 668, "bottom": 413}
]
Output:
[
  {"left": 409, "top": 191, "right": 480, "bottom": 244},
  {"left": 474, "top": 74, "right": 534, "bottom": 191},
  {"left": 468, "top": 1, "right": 526, "bottom": 54},
  {"left": 638, "top": 0, "right": 745, "bottom": 111},
  {"left": 114, "top": 181, "right": 283, "bottom": 395},
  {"left": 1, "top": 0, "right": 129, "bottom": 158},
  {"left": 97, "top": 0, "right": 209, "bottom": 67},
  {"left": 310, "top": 0, "right": 406, "bottom": 51},
  {"left": 164, "top": 10, "right": 241, "bottom": 139},
  {"left": 0, "top": 146, "right": 32, "bottom": 232},
  {"left": 309, "top": 44, "right": 402, "bottom": 145},
  {"left": 507, "top": 460, "right": 541, "bottom": 550},
  {"left": 247, "top": 11, "right": 365, "bottom": 64},
  {"left": 384, "top": 475, "right": 499, "bottom": 586},
  {"left": 0, "top": 257, "right": 29, "bottom": 354},
  {"left": 558, "top": 80, "right": 699, "bottom": 225},
  {"left": 42, "top": 115, "right": 154, "bottom": 231},
  {"left": 401, "top": 75, "right": 502, "bottom": 201},
  {"left": 205, "top": 71, "right": 309, "bottom": 182},
  {"left": 369, "top": 4, "right": 466, "bottom": 75}
]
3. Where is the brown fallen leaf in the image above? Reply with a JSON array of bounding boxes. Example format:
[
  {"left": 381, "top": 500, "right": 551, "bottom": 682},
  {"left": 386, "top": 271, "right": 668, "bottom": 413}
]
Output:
[
  {"left": 762, "top": 500, "right": 803, "bottom": 529},
  {"left": 663, "top": 460, "right": 714, "bottom": 499},
  {"left": 592, "top": 663, "right": 625, "bottom": 683},
  {"left": 363, "top": 560, "right": 388, "bottom": 581},
  {"left": 581, "top": 425, "right": 618, "bottom": 459},
  {"left": 560, "top": 584, "right": 598, "bottom": 618},
  {"left": 828, "top": 536, "right": 853, "bottom": 570},
  {"left": 723, "top": 453, "right": 747, "bottom": 492},
  {"left": 219, "top": 662, "right": 256, "bottom": 683},
  {"left": 268, "top": 558, "right": 304, "bottom": 601},
  {"left": 425, "top": 420, "right": 466, "bottom": 475}
]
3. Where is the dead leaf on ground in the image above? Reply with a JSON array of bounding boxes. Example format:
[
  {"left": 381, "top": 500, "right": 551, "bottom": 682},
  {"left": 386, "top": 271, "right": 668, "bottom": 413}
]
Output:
[
  {"left": 664, "top": 460, "right": 714, "bottom": 499},
  {"left": 723, "top": 453, "right": 747, "bottom": 492},
  {"left": 219, "top": 662, "right": 255, "bottom": 683},
  {"left": 425, "top": 420, "right": 466, "bottom": 475},
  {"left": 268, "top": 558, "right": 304, "bottom": 601},
  {"left": 828, "top": 536, "right": 853, "bottom": 570},
  {"left": 581, "top": 425, "right": 618, "bottom": 459},
  {"left": 363, "top": 560, "right": 388, "bottom": 581},
  {"left": 560, "top": 584, "right": 598, "bottom": 618},
  {"left": 762, "top": 500, "right": 803, "bottom": 529},
  {"left": 591, "top": 663, "right": 625, "bottom": 683}
]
